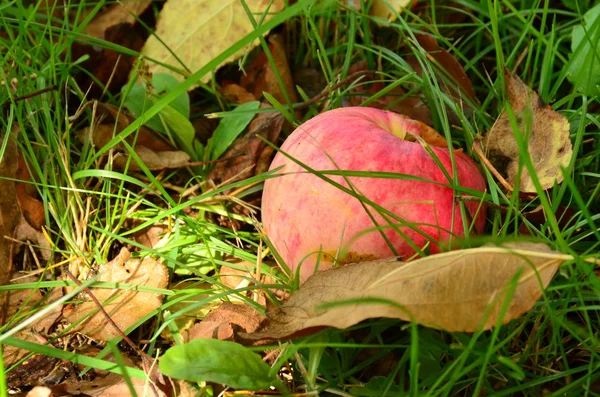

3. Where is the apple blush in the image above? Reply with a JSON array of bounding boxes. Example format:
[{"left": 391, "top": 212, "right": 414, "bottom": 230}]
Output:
[{"left": 262, "top": 107, "right": 487, "bottom": 282}]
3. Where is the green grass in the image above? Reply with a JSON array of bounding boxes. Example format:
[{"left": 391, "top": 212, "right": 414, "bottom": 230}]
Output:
[{"left": 1, "top": 0, "right": 599, "bottom": 395}]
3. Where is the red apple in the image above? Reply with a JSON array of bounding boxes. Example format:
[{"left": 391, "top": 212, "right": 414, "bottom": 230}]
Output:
[{"left": 262, "top": 107, "right": 486, "bottom": 281}]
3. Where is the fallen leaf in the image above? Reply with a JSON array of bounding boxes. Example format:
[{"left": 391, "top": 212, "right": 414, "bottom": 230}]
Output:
[
  {"left": 79, "top": 103, "right": 196, "bottom": 171},
  {"left": 407, "top": 33, "right": 477, "bottom": 105},
  {"left": 142, "top": 0, "right": 284, "bottom": 86},
  {"left": 482, "top": 70, "right": 572, "bottom": 192},
  {"left": 369, "top": 0, "right": 414, "bottom": 22},
  {"left": 16, "top": 155, "right": 45, "bottom": 231},
  {"left": 114, "top": 146, "right": 191, "bottom": 170},
  {"left": 207, "top": 106, "right": 284, "bottom": 186},
  {"left": 65, "top": 248, "right": 169, "bottom": 342},
  {"left": 85, "top": 1, "right": 152, "bottom": 39},
  {"left": 132, "top": 225, "right": 168, "bottom": 249},
  {"left": 250, "top": 243, "right": 564, "bottom": 339},
  {"left": 84, "top": 101, "right": 173, "bottom": 151},
  {"left": 221, "top": 83, "right": 257, "bottom": 104},
  {"left": 183, "top": 302, "right": 265, "bottom": 343},
  {"left": 568, "top": 4, "right": 600, "bottom": 96},
  {"left": 0, "top": 134, "right": 20, "bottom": 288},
  {"left": 240, "top": 34, "right": 298, "bottom": 104}
]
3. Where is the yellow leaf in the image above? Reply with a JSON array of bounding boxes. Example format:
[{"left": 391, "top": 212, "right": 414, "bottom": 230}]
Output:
[
  {"left": 141, "top": 0, "right": 284, "bottom": 86},
  {"left": 370, "top": 0, "right": 412, "bottom": 22},
  {"left": 483, "top": 70, "right": 572, "bottom": 193}
]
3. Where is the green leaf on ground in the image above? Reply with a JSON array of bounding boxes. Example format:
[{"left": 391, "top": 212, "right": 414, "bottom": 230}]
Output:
[
  {"left": 568, "top": 4, "right": 600, "bottom": 96},
  {"left": 208, "top": 101, "right": 260, "bottom": 160},
  {"left": 159, "top": 339, "right": 278, "bottom": 391}
]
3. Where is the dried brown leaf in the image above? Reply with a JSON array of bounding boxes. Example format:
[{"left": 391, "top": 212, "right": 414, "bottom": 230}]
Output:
[
  {"left": 240, "top": 34, "right": 298, "bottom": 104},
  {"left": 208, "top": 107, "right": 284, "bottom": 185},
  {"left": 85, "top": 1, "right": 151, "bottom": 39},
  {"left": 221, "top": 83, "right": 257, "bottom": 104},
  {"left": 251, "top": 243, "right": 564, "bottom": 339},
  {"left": 184, "top": 302, "right": 265, "bottom": 343},
  {"left": 65, "top": 248, "right": 169, "bottom": 341},
  {"left": 483, "top": 70, "right": 572, "bottom": 192},
  {"left": 114, "top": 146, "right": 191, "bottom": 171},
  {"left": 0, "top": 134, "right": 19, "bottom": 287},
  {"left": 407, "top": 33, "right": 476, "bottom": 104}
]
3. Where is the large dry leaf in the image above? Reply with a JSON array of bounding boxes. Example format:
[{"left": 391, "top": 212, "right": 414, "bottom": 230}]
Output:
[
  {"left": 85, "top": 1, "right": 151, "bottom": 39},
  {"left": 142, "top": 0, "right": 284, "bottom": 86},
  {"left": 65, "top": 248, "right": 168, "bottom": 341},
  {"left": 252, "top": 243, "right": 564, "bottom": 339},
  {"left": 483, "top": 70, "right": 572, "bottom": 192}
]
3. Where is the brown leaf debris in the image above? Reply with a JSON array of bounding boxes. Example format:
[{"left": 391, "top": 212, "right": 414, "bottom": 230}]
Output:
[
  {"left": 65, "top": 248, "right": 169, "bottom": 341},
  {"left": 482, "top": 70, "right": 572, "bottom": 192}
]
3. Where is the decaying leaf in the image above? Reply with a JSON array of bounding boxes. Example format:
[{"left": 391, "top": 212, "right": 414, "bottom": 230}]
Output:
[
  {"left": 221, "top": 83, "right": 257, "bottom": 104},
  {"left": 65, "top": 248, "right": 169, "bottom": 341},
  {"left": 250, "top": 243, "right": 565, "bottom": 339},
  {"left": 3, "top": 277, "right": 63, "bottom": 369},
  {"left": 141, "top": 0, "right": 284, "bottom": 86},
  {"left": 240, "top": 34, "right": 298, "bottom": 104},
  {"left": 483, "top": 70, "right": 572, "bottom": 192},
  {"left": 183, "top": 302, "right": 265, "bottom": 343},
  {"left": 207, "top": 106, "right": 284, "bottom": 185},
  {"left": 114, "top": 146, "right": 191, "bottom": 171},
  {"left": 85, "top": 1, "right": 151, "bottom": 39},
  {"left": 0, "top": 135, "right": 20, "bottom": 287}
]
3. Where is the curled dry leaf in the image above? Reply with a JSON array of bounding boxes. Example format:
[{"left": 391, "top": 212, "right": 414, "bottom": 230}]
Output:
[
  {"left": 249, "top": 243, "right": 564, "bottom": 339},
  {"left": 483, "top": 70, "right": 572, "bottom": 192},
  {"left": 85, "top": 1, "right": 152, "bottom": 39},
  {"left": 65, "top": 248, "right": 169, "bottom": 342},
  {"left": 142, "top": 0, "right": 284, "bottom": 86}
]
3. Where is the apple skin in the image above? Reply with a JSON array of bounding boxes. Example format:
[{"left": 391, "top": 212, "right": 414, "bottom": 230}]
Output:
[{"left": 262, "top": 107, "right": 487, "bottom": 281}]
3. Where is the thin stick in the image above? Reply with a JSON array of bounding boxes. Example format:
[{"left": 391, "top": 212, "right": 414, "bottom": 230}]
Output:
[
  {"left": 11, "top": 86, "right": 57, "bottom": 102},
  {"left": 472, "top": 140, "right": 514, "bottom": 192},
  {"left": 63, "top": 268, "right": 145, "bottom": 357}
]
